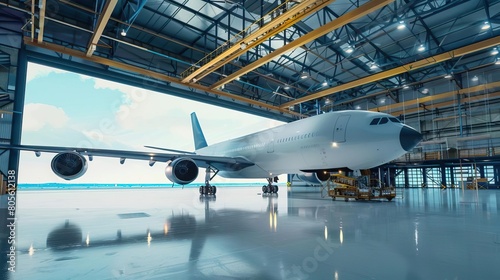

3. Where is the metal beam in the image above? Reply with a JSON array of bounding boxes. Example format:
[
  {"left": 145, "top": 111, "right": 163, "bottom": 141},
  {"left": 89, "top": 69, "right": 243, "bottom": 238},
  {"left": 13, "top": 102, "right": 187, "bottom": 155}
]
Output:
[
  {"left": 86, "top": 0, "right": 118, "bottom": 57},
  {"left": 210, "top": 0, "right": 394, "bottom": 91},
  {"left": 389, "top": 90, "right": 500, "bottom": 116},
  {"left": 24, "top": 38, "right": 305, "bottom": 118},
  {"left": 37, "top": 0, "right": 46, "bottom": 42},
  {"left": 30, "top": 0, "right": 35, "bottom": 42},
  {"left": 371, "top": 81, "right": 500, "bottom": 114},
  {"left": 181, "top": 0, "right": 334, "bottom": 83},
  {"left": 280, "top": 35, "right": 500, "bottom": 109}
]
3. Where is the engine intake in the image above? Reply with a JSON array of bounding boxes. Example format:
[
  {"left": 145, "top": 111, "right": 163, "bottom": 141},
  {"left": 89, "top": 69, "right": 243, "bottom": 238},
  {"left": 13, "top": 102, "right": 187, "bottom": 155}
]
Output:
[
  {"left": 51, "top": 152, "right": 88, "bottom": 180},
  {"left": 165, "top": 157, "right": 199, "bottom": 185},
  {"left": 297, "top": 171, "right": 330, "bottom": 184}
]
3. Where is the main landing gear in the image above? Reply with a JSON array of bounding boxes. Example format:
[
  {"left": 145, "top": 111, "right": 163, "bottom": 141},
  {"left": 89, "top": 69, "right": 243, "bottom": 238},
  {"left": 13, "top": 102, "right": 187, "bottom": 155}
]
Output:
[
  {"left": 199, "top": 166, "right": 218, "bottom": 196},
  {"left": 262, "top": 177, "right": 279, "bottom": 194}
]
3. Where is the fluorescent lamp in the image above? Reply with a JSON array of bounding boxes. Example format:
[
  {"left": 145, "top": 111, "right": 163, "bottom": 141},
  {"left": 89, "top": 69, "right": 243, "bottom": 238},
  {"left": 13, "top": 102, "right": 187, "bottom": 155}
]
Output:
[
  {"left": 481, "top": 21, "right": 491, "bottom": 30},
  {"left": 397, "top": 21, "right": 405, "bottom": 30}
]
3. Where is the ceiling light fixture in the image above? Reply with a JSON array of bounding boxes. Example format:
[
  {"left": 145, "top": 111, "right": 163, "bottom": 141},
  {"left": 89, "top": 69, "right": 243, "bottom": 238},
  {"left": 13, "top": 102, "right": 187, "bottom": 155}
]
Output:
[
  {"left": 403, "top": 84, "right": 409, "bottom": 89},
  {"left": 283, "top": 84, "right": 290, "bottom": 90},
  {"left": 322, "top": 80, "right": 328, "bottom": 87},
  {"left": 121, "top": 29, "right": 127, "bottom": 36},
  {"left": 444, "top": 73, "right": 452, "bottom": 79},
  {"left": 370, "top": 63, "right": 378, "bottom": 69},
  {"left": 472, "top": 75, "right": 479, "bottom": 82},
  {"left": 397, "top": 21, "right": 406, "bottom": 30},
  {"left": 300, "top": 72, "right": 308, "bottom": 79},
  {"left": 481, "top": 21, "right": 491, "bottom": 30},
  {"left": 491, "top": 47, "right": 499, "bottom": 55},
  {"left": 495, "top": 57, "right": 500, "bottom": 65},
  {"left": 345, "top": 46, "right": 354, "bottom": 53},
  {"left": 421, "top": 88, "right": 429, "bottom": 94},
  {"left": 417, "top": 44, "right": 425, "bottom": 52}
]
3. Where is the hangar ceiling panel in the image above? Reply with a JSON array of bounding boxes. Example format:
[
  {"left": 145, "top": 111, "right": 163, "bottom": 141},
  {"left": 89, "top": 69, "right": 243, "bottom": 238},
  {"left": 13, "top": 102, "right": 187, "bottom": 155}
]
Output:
[{"left": 0, "top": 0, "right": 499, "bottom": 120}]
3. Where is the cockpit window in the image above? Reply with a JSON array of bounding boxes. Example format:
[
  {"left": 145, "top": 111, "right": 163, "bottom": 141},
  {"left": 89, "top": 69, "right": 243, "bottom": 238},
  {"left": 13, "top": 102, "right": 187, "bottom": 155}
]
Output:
[
  {"left": 370, "top": 118, "right": 380, "bottom": 125},
  {"left": 379, "top": 117, "right": 388, "bottom": 124},
  {"left": 389, "top": 117, "right": 401, "bottom": 123}
]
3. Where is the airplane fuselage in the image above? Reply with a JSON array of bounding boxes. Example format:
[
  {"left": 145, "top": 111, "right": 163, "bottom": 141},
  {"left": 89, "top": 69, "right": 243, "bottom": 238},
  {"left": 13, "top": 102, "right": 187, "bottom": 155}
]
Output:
[{"left": 196, "top": 110, "right": 420, "bottom": 178}]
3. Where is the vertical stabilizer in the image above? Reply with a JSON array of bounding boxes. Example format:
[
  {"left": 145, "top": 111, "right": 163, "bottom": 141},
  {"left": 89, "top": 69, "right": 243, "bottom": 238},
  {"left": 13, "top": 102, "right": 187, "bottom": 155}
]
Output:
[{"left": 190, "top": 112, "right": 208, "bottom": 150}]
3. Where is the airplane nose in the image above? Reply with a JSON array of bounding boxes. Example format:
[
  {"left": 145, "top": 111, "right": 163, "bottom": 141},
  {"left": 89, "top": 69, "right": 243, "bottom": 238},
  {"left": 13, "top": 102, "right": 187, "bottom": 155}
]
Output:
[{"left": 400, "top": 126, "right": 422, "bottom": 152}]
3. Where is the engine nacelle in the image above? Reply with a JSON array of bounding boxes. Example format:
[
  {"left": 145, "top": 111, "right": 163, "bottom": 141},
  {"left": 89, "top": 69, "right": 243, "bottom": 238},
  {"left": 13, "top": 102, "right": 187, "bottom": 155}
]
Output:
[
  {"left": 51, "top": 152, "right": 88, "bottom": 180},
  {"left": 165, "top": 157, "right": 199, "bottom": 185},
  {"left": 297, "top": 171, "right": 330, "bottom": 184}
]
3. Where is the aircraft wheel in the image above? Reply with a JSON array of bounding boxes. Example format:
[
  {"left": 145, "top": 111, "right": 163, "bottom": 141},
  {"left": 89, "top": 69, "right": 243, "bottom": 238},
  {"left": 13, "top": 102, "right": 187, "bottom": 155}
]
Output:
[
  {"left": 213, "top": 186, "right": 217, "bottom": 194},
  {"left": 199, "top": 186, "right": 204, "bottom": 195},
  {"left": 273, "top": 185, "right": 279, "bottom": 193},
  {"left": 262, "top": 186, "right": 268, "bottom": 193}
]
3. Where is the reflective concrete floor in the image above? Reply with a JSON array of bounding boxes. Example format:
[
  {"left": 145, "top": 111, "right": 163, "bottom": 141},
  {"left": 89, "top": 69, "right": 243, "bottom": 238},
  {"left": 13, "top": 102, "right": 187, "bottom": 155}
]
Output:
[{"left": 4, "top": 187, "right": 500, "bottom": 279}]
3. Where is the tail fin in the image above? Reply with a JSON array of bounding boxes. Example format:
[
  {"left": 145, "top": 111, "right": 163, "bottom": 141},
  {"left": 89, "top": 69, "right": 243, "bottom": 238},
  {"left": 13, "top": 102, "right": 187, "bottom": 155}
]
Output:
[{"left": 190, "top": 112, "right": 208, "bottom": 150}]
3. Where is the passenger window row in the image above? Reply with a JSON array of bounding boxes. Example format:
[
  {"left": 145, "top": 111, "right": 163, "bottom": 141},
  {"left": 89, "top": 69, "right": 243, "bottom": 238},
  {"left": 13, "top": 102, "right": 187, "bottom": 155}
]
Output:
[{"left": 277, "top": 132, "right": 319, "bottom": 143}]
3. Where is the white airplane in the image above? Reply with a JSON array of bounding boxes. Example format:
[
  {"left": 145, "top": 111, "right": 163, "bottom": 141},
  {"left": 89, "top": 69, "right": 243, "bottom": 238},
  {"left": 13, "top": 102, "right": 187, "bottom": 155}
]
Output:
[{"left": 1, "top": 110, "right": 421, "bottom": 194}]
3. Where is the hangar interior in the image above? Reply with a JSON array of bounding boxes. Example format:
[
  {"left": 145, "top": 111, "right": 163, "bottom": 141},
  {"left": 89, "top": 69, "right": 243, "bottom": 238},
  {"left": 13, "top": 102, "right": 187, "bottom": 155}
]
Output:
[
  {"left": 0, "top": 1, "right": 500, "bottom": 279},
  {"left": 1, "top": 0, "right": 500, "bottom": 189}
]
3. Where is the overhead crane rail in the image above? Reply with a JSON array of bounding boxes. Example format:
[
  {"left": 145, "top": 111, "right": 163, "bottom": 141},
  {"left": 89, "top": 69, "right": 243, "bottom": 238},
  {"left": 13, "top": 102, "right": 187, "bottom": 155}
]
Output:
[{"left": 180, "top": 0, "right": 332, "bottom": 83}]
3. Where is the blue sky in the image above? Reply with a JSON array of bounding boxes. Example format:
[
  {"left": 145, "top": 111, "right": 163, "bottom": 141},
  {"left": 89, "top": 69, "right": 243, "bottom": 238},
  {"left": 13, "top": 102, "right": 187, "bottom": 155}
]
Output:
[{"left": 19, "top": 63, "right": 284, "bottom": 183}]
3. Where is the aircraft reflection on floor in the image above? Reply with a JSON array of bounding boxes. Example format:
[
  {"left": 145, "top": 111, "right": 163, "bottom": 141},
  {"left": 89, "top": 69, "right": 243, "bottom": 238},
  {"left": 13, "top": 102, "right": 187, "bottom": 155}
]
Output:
[
  {"left": 33, "top": 193, "right": 339, "bottom": 279},
  {"left": 43, "top": 194, "right": 285, "bottom": 249}
]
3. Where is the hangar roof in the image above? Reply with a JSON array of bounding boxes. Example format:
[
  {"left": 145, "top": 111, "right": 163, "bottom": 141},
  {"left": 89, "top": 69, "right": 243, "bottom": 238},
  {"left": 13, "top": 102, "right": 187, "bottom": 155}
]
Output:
[{"left": 1, "top": 0, "right": 500, "bottom": 121}]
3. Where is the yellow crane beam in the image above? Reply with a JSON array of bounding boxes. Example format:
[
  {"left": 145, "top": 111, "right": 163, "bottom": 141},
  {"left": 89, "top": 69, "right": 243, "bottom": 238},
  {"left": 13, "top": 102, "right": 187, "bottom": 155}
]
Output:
[
  {"left": 370, "top": 81, "right": 500, "bottom": 113},
  {"left": 211, "top": 0, "right": 395, "bottom": 90},
  {"left": 181, "top": 0, "right": 334, "bottom": 84},
  {"left": 388, "top": 90, "right": 500, "bottom": 116},
  {"left": 280, "top": 35, "right": 500, "bottom": 109},
  {"left": 86, "top": 0, "right": 118, "bottom": 57}
]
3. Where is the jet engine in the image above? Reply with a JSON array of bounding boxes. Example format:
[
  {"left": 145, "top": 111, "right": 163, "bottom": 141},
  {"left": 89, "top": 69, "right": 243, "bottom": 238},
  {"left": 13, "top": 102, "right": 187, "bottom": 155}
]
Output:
[
  {"left": 165, "top": 157, "right": 199, "bottom": 185},
  {"left": 297, "top": 171, "right": 330, "bottom": 184},
  {"left": 51, "top": 152, "right": 88, "bottom": 180}
]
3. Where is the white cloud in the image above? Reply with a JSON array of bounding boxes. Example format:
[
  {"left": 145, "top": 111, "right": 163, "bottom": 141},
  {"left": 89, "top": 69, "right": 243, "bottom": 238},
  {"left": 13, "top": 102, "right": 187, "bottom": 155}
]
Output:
[
  {"left": 23, "top": 103, "right": 69, "bottom": 131},
  {"left": 26, "top": 63, "right": 67, "bottom": 83}
]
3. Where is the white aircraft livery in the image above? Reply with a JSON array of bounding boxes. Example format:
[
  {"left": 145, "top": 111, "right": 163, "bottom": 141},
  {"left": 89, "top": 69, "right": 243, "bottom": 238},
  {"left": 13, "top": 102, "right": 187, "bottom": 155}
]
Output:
[{"left": 2, "top": 110, "right": 422, "bottom": 194}]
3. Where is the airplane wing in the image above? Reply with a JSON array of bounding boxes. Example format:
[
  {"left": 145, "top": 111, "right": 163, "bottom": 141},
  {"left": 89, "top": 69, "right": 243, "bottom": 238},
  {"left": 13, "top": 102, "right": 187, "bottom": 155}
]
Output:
[{"left": 0, "top": 144, "right": 254, "bottom": 171}]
